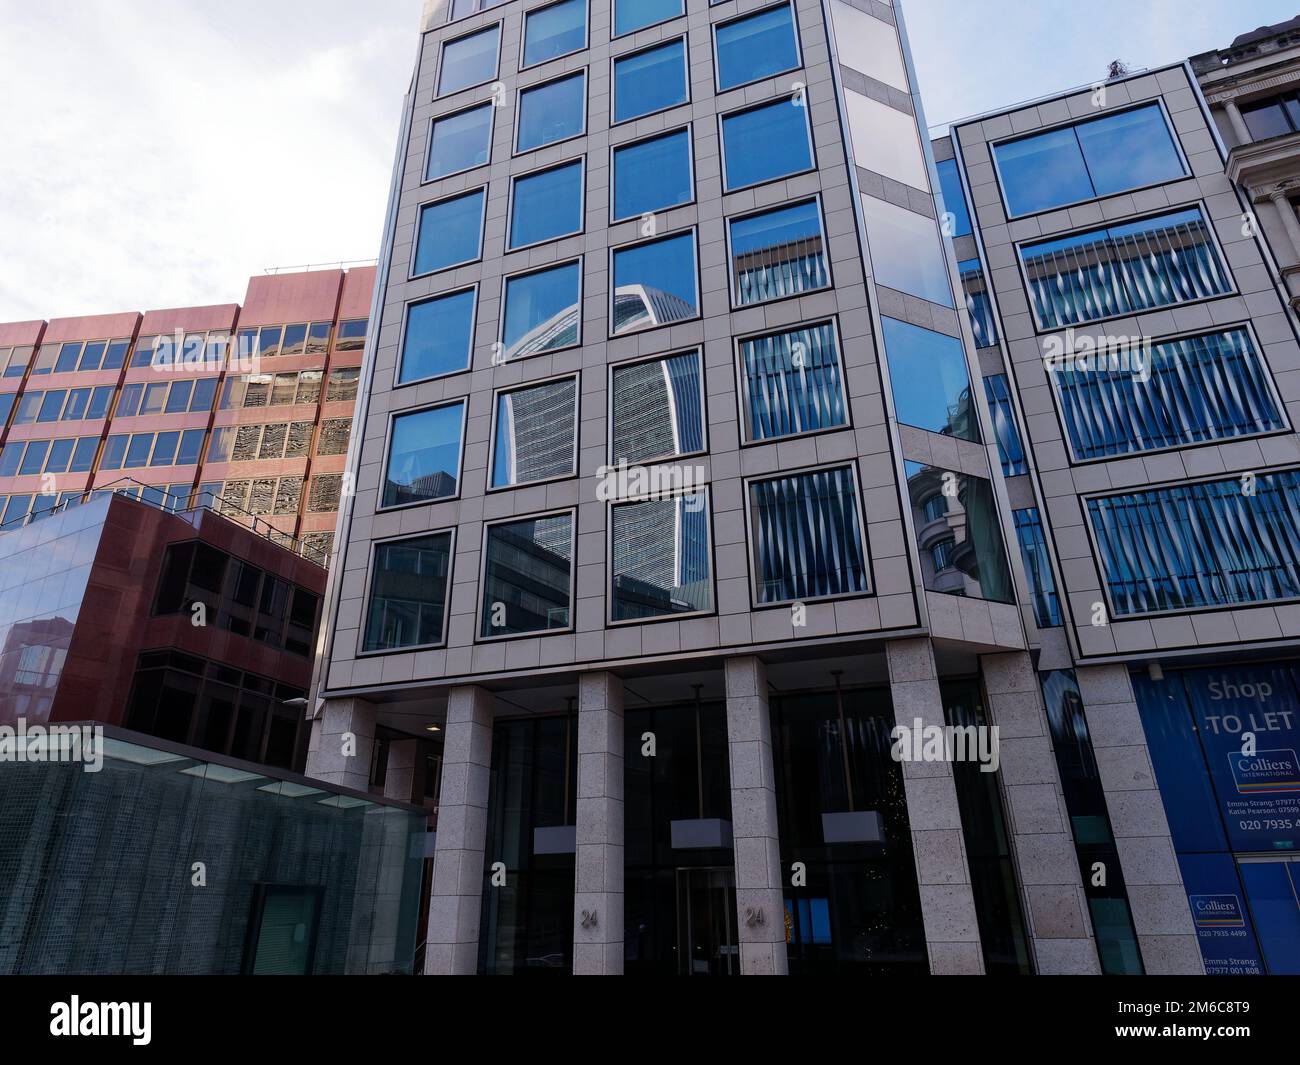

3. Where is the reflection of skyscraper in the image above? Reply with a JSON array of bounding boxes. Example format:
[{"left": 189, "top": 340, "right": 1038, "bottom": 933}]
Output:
[
  {"left": 733, "top": 234, "right": 828, "bottom": 304},
  {"left": 610, "top": 285, "right": 696, "bottom": 335},
  {"left": 503, "top": 302, "right": 580, "bottom": 361},
  {"left": 611, "top": 351, "right": 703, "bottom": 460},
  {"left": 612, "top": 494, "right": 709, "bottom": 619},
  {"left": 497, "top": 379, "right": 575, "bottom": 486}
]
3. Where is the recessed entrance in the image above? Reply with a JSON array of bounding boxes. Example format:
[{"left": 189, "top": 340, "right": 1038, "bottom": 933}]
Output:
[{"left": 675, "top": 866, "right": 738, "bottom": 975}]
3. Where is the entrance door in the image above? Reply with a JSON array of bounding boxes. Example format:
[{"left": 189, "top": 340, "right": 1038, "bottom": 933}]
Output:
[{"left": 675, "top": 867, "right": 738, "bottom": 975}]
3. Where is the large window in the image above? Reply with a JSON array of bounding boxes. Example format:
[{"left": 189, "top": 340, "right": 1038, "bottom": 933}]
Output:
[
  {"left": 613, "top": 0, "right": 683, "bottom": 37},
  {"left": 509, "top": 159, "right": 583, "bottom": 249},
  {"left": 905, "top": 462, "right": 1013, "bottom": 603},
  {"left": 880, "top": 317, "right": 979, "bottom": 442},
  {"left": 959, "top": 259, "right": 998, "bottom": 347},
  {"left": 843, "top": 90, "right": 930, "bottom": 191},
  {"left": 426, "top": 103, "right": 493, "bottom": 179},
  {"left": 1051, "top": 327, "right": 1284, "bottom": 460},
  {"left": 491, "top": 376, "right": 578, "bottom": 488},
  {"left": 517, "top": 71, "right": 586, "bottom": 152},
  {"left": 611, "top": 491, "right": 712, "bottom": 620},
  {"left": 737, "top": 321, "right": 847, "bottom": 442},
  {"left": 438, "top": 24, "right": 500, "bottom": 96},
  {"left": 1088, "top": 471, "right": 1300, "bottom": 616},
  {"left": 522, "top": 0, "right": 586, "bottom": 68},
  {"left": 612, "top": 127, "right": 692, "bottom": 222},
  {"left": 748, "top": 465, "right": 868, "bottom": 604},
  {"left": 994, "top": 103, "right": 1186, "bottom": 216},
  {"left": 714, "top": 3, "right": 799, "bottom": 91},
  {"left": 859, "top": 195, "right": 954, "bottom": 306},
  {"left": 501, "top": 260, "right": 581, "bottom": 360},
  {"left": 480, "top": 512, "right": 575, "bottom": 637},
  {"left": 362, "top": 533, "right": 453, "bottom": 652},
  {"left": 720, "top": 94, "right": 812, "bottom": 190},
  {"left": 610, "top": 349, "right": 705, "bottom": 463},
  {"left": 728, "top": 198, "right": 829, "bottom": 306},
  {"left": 398, "top": 288, "right": 476, "bottom": 384},
  {"left": 1021, "top": 207, "right": 1231, "bottom": 330},
  {"left": 983, "top": 374, "right": 1027, "bottom": 476},
  {"left": 613, "top": 39, "right": 687, "bottom": 123},
  {"left": 98, "top": 429, "right": 206, "bottom": 470},
  {"left": 413, "top": 188, "right": 485, "bottom": 275},
  {"left": 1013, "top": 507, "right": 1061, "bottom": 628},
  {"left": 610, "top": 230, "right": 699, "bottom": 335},
  {"left": 381, "top": 402, "right": 466, "bottom": 508},
  {"left": 1242, "top": 90, "right": 1300, "bottom": 140},
  {"left": 936, "top": 158, "right": 971, "bottom": 236}
]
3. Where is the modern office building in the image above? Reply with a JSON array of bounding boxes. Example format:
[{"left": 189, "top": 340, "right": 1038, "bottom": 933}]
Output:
[{"left": 0, "top": 265, "right": 375, "bottom": 566}]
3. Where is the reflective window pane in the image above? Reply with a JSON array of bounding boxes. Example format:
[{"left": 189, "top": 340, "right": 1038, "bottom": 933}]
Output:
[
  {"left": 905, "top": 462, "right": 1014, "bottom": 603},
  {"left": 739, "top": 321, "right": 846, "bottom": 442},
  {"left": 438, "top": 25, "right": 499, "bottom": 96},
  {"left": 936, "top": 158, "right": 971, "bottom": 236},
  {"left": 843, "top": 90, "right": 929, "bottom": 190},
  {"left": 480, "top": 513, "right": 574, "bottom": 636},
  {"left": 502, "top": 261, "right": 581, "bottom": 360},
  {"left": 993, "top": 126, "right": 1092, "bottom": 216},
  {"left": 828, "top": 0, "right": 907, "bottom": 90},
  {"left": 363, "top": 533, "right": 453, "bottom": 652},
  {"left": 880, "top": 316, "right": 979, "bottom": 441},
  {"left": 859, "top": 195, "right": 954, "bottom": 306},
  {"left": 382, "top": 402, "right": 466, "bottom": 508},
  {"left": 721, "top": 96, "right": 812, "bottom": 190},
  {"left": 614, "top": 0, "right": 683, "bottom": 37},
  {"left": 612, "top": 492, "right": 712, "bottom": 620},
  {"left": 427, "top": 104, "right": 493, "bottom": 179},
  {"left": 414, "top": 189, "right": 484, "bottom": 274},
  {"left": 523, "top": 0, "right": 585, "bottom": 67},
  {"left": 399, "top": 289, "right": 476, "bottom": 384},
  {"left": 613, "top": 40, "right": 687, "bottom": 123},
  {"left": 611, "top": 231, "right": 699, "bottom": 335},
  {"left": 729, "top": 199, "right": 828, "bottom": 306},
  {"left": 509, "top": 160, "right": 583, "bottom": 249},
  {"left": 611, "top": 349, "right": 704, "bottom": 463},
  {"left": 492, "top": 377, "right": 577, "bottom": 488},
  {"left": 715, "top": 4, "right": 799, "bottom": 91},
  {"left": 612, "top": 128, "right": 692, "bottom": 221},
  {"left": 517, "top": 71, "right": 586, "bottom": 152}
]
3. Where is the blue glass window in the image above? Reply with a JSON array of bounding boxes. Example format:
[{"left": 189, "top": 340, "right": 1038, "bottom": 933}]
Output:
[
  {"left": 438, "top": 25, "right": 500, "bottom": 96},
  {"left": 37, "top": 390, "right": 65, "bottom": 422},
  {"left": 880, "top": 317, "right": 979, "bottom": 441},
  {"left": 54, "top": 344, "right": 81, "bottom": 373},
  {"left": 523, "top": 0, "right": 585, "bottom": 67},
  {"left": 150, "top": 431, "right": 180, "bottom": 467},
  {"left": 1051, "top": 327, "right": 1283, "bottom": 460},
  {"left": 382, "top": 402, "right": 466, "bottom": 508},
  {"left": 70, "top": 438, "right": 98, "bottom": 473},
  {"left": 613, "top": 39, "right": 687, "bottom": 123},
  {"left": 729, "top": 198, "right": 828, "bottom": 305},
  {"left": 509, "top": 160, "right": 583, "bottom": 249},
  {"left": 612, "top": 128, "right": 692, "bottom": 221},
  {"left": 936, "top": 158, "right": 971, "bottom": 237},
  {"left": 614, "top": 0, "right": 683, "bottom": 37},
  {"left": 399, "top": 289, "right": 476, "bottom": 384},
  {"left": 721, "top": 95, "right": 812, "bottom": 190},
  {"left": 491, "top": 376, "right": 578, "bottom": 488},
  {"left": 958, "top": 259, "right": 998, "bottom": 347},
  {"left": 1013, "top": 508, "right": 1061, "bottom": 627},
  {"left": 44, "top": 438, "right": 74, "bottom": 474},
  {"left": 502, "top": 261, "right": 581, "bottom": 361},
  {"left": 738, "top": 321, "right": 846, "bottom": 442},
  {"left": 611, "top": 231, "right": 699, "bottom": 335},
  {"left": 517, "top": 71, "right": 586, "bottom": 152},
  {"left": 995, "top": 103, "right": 1186, "bottom": 216},
  {"left": 983, "top": 374, "right": 1027, "bottom": 476},
  {"left": 99, "top": 435, "right": 128, "bottom": 470},
  {"left": 611, "top": 492, "right": 712, "bottom": 620},
  {"left": 363, "top": 533, "right": 454, "bottom": 652},
  {"left": 906, "top": 462, "right": 1014, "bottom": 603},
  {"left": 480, "top": 513, "right": 575, "bottom": 636},
  {"left": 748, "top": 465, "right": 868, "bottom": 604},
  {"left": 124, "top": 434, "right": 152, "bottom": 468},
  {"left": 1088, "top": 471, "right": 1300, "bottom": 615},
  {"left": 715, "top": 4, "right": 799, "bottom": 91},
  {"left": 427, "top": 104, "right": 493, "bottom": 179},
  {"left": 413, "top": 189, "right": 484, "bottom": 275},
  {"left": 1021, "top": 208, "right": 1231, "bottom": 329},
  {"left": 611, "top": 349, "right": 704, "bottom": 463},
  {"left": 860, "top": 195, "right": 954, "bottom": 306},
  {"left": 0, "top": 393, "right": 13, "bottom": 427}
]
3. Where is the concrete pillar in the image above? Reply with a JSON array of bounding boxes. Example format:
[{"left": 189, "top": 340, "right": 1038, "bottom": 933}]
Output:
[
  {"left": 723, "top": 656, "right": 787, "bottom": 975},
  {"left": 573, "top": 672, "right": 624, "bottom": 975},
  {"left": 1223, "top": 98, "right": 1252, "bottom": 146},
  {"left": 304, "top": 697, "right": 376, "bottom": 791},
  {"left": 980, "top": 651, "right": 1100, "bottom": 974},
  {"left": 425, "top": 685, "right": 494, "bottom": 975},
  {"left": 1075, "top": 664, "right": 1204, "bottom": 975},
  {"left": 383, "top": 738, "right": 419, "bottom": 803},
  {"left": 1267, "top": 186, "right": 1300, "bottom": 261},
  {"left": 886, "top": 637, "right": 985, "bottom": 974}
]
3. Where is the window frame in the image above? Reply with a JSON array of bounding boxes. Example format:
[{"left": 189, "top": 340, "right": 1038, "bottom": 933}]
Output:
[
  {"left": 435, "top": 21, "right": 504, "bottom": 99},
  {"left": 475, "top": 505, "right": 579, "bottom": 642},
  {"left": 732, "top": 315, "right": 852, "bottom": 446},
  {"left": 518, "top": 0, "right": 590, "bottom": 72},
  {"left": 711, "top": 0, "right": 803, "bottom": 95},
  {"left": 498, "top": 256, "right": 584, "bottom": 363},
  {"left": 608, "top": 123, "right": 696, "bottom": 224},
  {"left": 609, "top": 35, "right": 691, "bottom": 127},
  {"left": 486, "top": 370, "right": 581, "bottom": 493},
  {"left": 513, "top": 67, "right": 589, "bottom": 156},
  {"left": 741, "top": 460, "right": 872, "bottom": 609},
  {"left": 606, "top": 346, "right": 709, "bottom": 467},
  {"left": 505, "top": 155, "right": 587, "bottom": 252},
  {"left": 717, "top": 90, "right": 816, "bottom": 193},
  {"left": 409, "top": 185, "right": 489, "bottom": 280},
  {"left": 607, "top": 225, "right": 702, "bottom": 338},
  {"left": 606, "top": 485, "right": 717, "bottom": 627},
  {"left": 724, "top": 192, "right": 833, "bottom": 310},
  {"left": 393, "top": 284, "right": 480, "bottom": 389},
  {"left": 376, "top": 398, "right": 469, "bottom": 514},
  {"left": 355, "top": 527, "right": 459, "bottom": 658},
  {"left": 989, "top": 99, "right": 1191, "bottom": 221},
  {"left": 423, "top": 101, "right": 497, "bottom": 184}
]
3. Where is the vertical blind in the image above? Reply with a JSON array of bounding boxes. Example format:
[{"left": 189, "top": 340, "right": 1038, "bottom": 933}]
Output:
[{"left": 739, "top": 322, "right": 847, "bottom": 441}]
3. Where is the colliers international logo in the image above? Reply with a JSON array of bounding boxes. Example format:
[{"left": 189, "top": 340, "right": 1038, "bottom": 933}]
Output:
[
  {"left": 1188, "top": 894, "right": 1246, "bottom": 929},
  {"left": 1228, "top": 748, "right": 1300, "bottom": 795}
]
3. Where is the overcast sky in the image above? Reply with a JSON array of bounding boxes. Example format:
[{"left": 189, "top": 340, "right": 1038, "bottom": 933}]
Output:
[{"left": 1, "top": 0, "right": 1296, "bottom": 322}]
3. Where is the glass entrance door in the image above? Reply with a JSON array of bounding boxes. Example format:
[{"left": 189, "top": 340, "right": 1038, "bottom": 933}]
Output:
[{"left": 675, "top": 867, "right": 738, "bottom": 975}]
